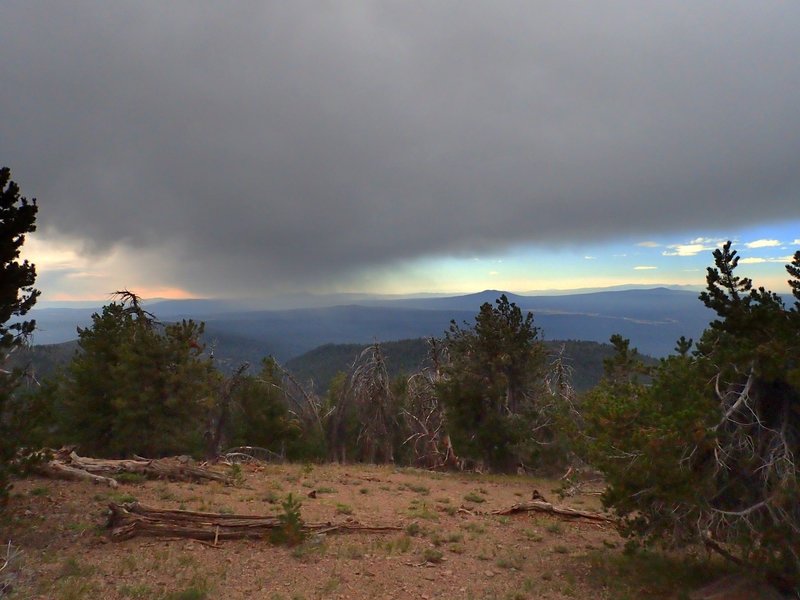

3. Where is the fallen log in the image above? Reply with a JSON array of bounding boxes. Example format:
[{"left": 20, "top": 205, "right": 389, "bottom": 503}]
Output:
[
  {"left": 67, "top": 451, "right": 233, "bottom": 484},
  {"left": 486, "top": 500, "right": 614, "bottom": 524},
  {"left": 106, "top": 496, "right": 611, "bottom": 543},
  {"left": 36, "top": 449, "right": 233, "bottom": 487},
  {"left": 36, "top": 461, "right": 119, "bottom": 488},
  {"left": 107, "top": 502, "right": 403, "bottom": 542}
]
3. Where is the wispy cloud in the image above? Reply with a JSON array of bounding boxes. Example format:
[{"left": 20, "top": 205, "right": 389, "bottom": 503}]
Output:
[
  {"left": 663, "top": 238, "right": 725, "bottom": 257},
  {"left": 740, "top": 256, "right": 794, "bottom": 264},
  {"left": 636, "top": 241, "right": 659, "bottom": 248},
  {"left": 793, "top": 239, "right": 800, "bottom": 246},
  {"left": 584, "top": 256, "right": 596, "bottom": 260},
  {"left": 745, "top": 239, "right": 781, "bottom": 249},
  {"left": 634, "top": 265, "right": 657, "bottom": 270}
]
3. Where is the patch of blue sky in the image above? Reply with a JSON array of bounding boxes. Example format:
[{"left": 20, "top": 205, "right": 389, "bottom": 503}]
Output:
[{"left": 379, "top": 219, "right": 799, "bottom": 295}]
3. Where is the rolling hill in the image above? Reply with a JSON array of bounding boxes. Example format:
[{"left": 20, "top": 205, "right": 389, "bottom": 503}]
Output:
[{"left": 284, "top": 338, "right": 652, "bottom": 394}]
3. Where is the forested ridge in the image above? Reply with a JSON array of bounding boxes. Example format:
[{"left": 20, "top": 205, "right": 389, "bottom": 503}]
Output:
[{"left": 284, "top": 338, "right": 652, "bottom": 395}]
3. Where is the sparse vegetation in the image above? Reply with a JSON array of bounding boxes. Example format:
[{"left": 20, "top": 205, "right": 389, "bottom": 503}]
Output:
[
  {"left": 422, "top": 548, "right": 444, "bottom": 563},
  {"left": 115, "top": 472, "right": 148, "bottom": 484},
  {"left": 463, "top": 491, "right": 485, "bottom": 504},
  {"left": 334, "top": 502, "right": 353, "bottom": 516}
]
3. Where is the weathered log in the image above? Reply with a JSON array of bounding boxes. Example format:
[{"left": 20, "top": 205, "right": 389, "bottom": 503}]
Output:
[
  {"left": 107, "top": 502, "right": 403, "bottom": 542},
  {"left": 38, "top": 450, "right": 233, "bottom": 486},
  {"left": 486, "top": 500, "right": 614, "bottom": 523},
  {"left": 36, "top": 461, "right": 119, "bottom": 488},
  {"left": 32, "top": 449, "right": 233, "bottom": 487}
]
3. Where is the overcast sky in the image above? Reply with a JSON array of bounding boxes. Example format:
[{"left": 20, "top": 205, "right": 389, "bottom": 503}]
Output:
[{"left": 2, "top": 2, "right": 799, "bottom": 300}]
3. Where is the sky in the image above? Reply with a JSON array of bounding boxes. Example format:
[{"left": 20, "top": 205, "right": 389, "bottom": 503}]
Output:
[{"left": 2, "top": 2, "right": 799, "bottom": 302}]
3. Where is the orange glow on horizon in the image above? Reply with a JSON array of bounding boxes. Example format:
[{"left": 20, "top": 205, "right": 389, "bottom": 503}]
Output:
[{"left": 49, "top": 286, "right": 200, "bottom": 302}]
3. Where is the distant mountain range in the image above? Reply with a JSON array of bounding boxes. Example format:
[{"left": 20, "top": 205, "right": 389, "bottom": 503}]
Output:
[{"left": 24, "top": 286, "right": 717, "bottom": 361}]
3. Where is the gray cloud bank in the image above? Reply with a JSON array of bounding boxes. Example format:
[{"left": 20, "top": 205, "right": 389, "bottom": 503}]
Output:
[{"left": 2, "top": 2, "right": 800, "bottom": 294}]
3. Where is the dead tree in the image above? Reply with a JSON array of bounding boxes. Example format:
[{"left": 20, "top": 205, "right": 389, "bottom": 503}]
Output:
[
  {"left": 686, "top": 367, "right": 799, "bottom": 582},
  {"left": 265, "top": 361, "right": 328, "bottom": 457},
  {"left": 402, "top": 338, "right": 457, "bottom": 469},
  {"left": 206, "top": 363, "right": 249, "bottom": 459},
  {"left": 107, "top": 502, "right": 402, "bottom": 542},
  {"left": 346, "top": 344, "right": 396, "bottom": 463},
  {"left": 544, "top": 345, "right": 587, "bottom": 473}
]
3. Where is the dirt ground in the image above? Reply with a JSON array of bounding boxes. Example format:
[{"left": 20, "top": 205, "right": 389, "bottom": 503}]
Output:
[{"left": 0, "top": 462, "right": 715, "bottom": 599}]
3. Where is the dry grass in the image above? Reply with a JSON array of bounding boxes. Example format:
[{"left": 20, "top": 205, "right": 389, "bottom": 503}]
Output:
[{"left": 1, "top": 463, "right": 727, "bottom": 599}]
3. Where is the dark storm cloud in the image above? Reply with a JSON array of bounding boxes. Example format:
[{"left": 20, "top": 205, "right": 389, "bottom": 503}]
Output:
[{"left": 2, "top": 2, "right": 799, "bottom": 294}]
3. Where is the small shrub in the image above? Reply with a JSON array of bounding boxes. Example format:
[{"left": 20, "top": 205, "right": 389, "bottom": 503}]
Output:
[
  {"left": 271, "top": 493, "right": 305, "bottom": 546},
  {"left": 108, "top": 493, "right": 137, "bottom": 504},
  {"left": 395, "top": 535, "right": 412, "bottom": 553},
  {"left": 523, "top": 529, "right": 543, "bottom": 542},
  {"left": 496, "top": 552, "right": 524, "bottom": 570},
  {"left": 422, "top": 548, "right": 444, "bottom": 563},
  {"left": 115, "top": 472, "right": 148, "bottom": 484},
  {"left": 463, "top": 492, "right": 485, "bottom": 504},
  {"left": 407, "top": 498, "right": 439, "bottom": 521},
  {"left": 55, "top": 577, "right": 96, "bottom": 600},
  {"left": 545, "top": 522, "right": 563, "bottom": 535},
  {"left": 58, "top": 557, "right": 95, "bottom": 579},
  {"left": 335, "top": 503, "right": 353, "bottom": 515},
  {"left": 228, "top": 464, "right": 245, "bottom": 486},
  {"left": 407, "top": 483, "right": 430, "bottom": 495}
]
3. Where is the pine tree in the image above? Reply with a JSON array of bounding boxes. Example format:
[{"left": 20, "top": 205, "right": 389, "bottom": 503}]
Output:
[
  {"left": 585, "top": 242, "right": 800, "bottom": 591},
  {"left": 59, "top": 292, "right": 216, "bottom": 457},
  {"left": 439, "top": 294, "right": 545, "bottom": 470},
  {"left": 0, "top": 167, "right": 39, "bottom": 504}
]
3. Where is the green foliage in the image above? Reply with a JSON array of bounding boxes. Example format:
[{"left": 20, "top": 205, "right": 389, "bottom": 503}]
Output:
[
  {"left": 213, "top": 338, "right": 646, "bottom": 402},
  {"left": 224, "top": 358, "right": 300, "bottom": 453},
  {"left": 584, "top": 243, "right": 800, "bottom": 591},
  {"left": 422, "top": 548, "right": 443, "bottom": 563},
  {"left": 271, "top": 493, "right": 305, "bottom": 546},
  {"left": 0, "top": 167, "right": 40, "bottom": 505},
  {"left": 587, "top": 549, "right": 730, "bottom": 600},
  {"left": 286, "top": 338, "right": 434, "bottom": 394},
  {"left": 56, "top": 292, "right": 216, "bottom": 457},
  {"left": 438, "top": 294, "right": 546, "bottom": 470}
]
